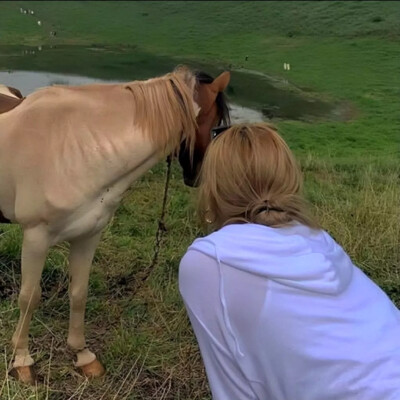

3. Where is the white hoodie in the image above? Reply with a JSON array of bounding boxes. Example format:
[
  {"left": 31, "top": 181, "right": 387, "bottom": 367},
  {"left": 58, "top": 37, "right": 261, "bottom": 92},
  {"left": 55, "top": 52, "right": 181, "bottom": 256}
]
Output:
[{"left": 179, "top": 223, "right": 400, "bottom": 400}]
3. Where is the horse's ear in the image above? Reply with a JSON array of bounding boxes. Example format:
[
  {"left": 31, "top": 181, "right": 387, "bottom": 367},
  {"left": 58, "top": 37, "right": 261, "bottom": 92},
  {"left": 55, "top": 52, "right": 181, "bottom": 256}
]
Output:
[{"left": 210, "top": 71, "right": 230, "bottom": 93}]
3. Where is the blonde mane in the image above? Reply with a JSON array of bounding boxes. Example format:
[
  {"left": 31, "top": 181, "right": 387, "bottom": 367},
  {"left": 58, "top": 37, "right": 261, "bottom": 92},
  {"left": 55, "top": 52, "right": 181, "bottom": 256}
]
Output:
[{"left": 124, "top": 66, "right": 198, "bottom": 157}]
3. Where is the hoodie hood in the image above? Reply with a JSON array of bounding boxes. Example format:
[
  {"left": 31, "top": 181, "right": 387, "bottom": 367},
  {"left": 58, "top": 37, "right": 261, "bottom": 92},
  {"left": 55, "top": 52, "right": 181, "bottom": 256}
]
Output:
[{"left": 189, "top": 223, "right": 353, "bottom": 295}]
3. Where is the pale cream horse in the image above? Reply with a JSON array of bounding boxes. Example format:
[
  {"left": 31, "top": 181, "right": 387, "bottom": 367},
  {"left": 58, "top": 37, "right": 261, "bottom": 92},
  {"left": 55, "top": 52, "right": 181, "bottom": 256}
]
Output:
[{"left": 0, "top": 67, "right": 230, "bottom": 383}]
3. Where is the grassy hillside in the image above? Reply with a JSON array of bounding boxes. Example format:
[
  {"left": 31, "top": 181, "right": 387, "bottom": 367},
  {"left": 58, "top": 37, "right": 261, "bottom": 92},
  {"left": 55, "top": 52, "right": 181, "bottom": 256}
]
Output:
[
  {"left": 0, "top": 2, "right": 399, "bottom": 399},
  {"left": 1, "top": 1, "right": 399, "bottom": 46}
]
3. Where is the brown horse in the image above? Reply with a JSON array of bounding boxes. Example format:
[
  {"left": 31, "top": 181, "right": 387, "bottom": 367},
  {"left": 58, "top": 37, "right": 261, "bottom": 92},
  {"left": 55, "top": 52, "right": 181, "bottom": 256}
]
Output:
[
  {"left": 0, "top": 84, "right": 24, "bottom": 115},
  {"left": 0, "top": 66, "right": 230, "bottom": 383}
]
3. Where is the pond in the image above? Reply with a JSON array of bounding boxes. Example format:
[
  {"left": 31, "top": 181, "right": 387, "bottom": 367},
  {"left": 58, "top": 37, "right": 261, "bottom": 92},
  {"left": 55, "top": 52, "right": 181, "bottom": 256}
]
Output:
[{"left": 0, "top": 45, "right": 351, "bottom": 123}]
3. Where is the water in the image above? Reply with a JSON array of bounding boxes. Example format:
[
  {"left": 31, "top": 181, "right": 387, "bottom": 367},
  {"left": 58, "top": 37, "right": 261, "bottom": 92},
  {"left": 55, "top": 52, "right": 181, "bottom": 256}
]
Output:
[
  {"left": 0, "top": 69, "right": 265, "bottom": 123},
  {"left": 0, "top": 45, "right": 350, "bottom": 123}
]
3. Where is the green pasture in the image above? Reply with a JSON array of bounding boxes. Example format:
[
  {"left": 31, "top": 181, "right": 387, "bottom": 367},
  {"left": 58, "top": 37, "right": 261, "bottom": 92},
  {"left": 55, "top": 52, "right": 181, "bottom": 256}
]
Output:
[{"left": 0, "top": 2, "right": 399, "bottom": 399}]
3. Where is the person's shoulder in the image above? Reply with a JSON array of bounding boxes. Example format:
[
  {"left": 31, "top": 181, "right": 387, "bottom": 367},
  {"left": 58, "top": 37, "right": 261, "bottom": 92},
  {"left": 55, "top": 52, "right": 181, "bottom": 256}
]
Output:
[
  {"left": 179, "top": 247, "right": 220, "bottom": 298},
  {"left": 179, "top": 229, "right": 225, "bottom": 274},
  {"left": 181, "top": 239, "right": 216, "bottom": 269},
  {"left": 180, "top": 248, "right": 209, "bottom": 268},
  {"left": 186, "top": 229, "right": 222, "bottom": 254}
]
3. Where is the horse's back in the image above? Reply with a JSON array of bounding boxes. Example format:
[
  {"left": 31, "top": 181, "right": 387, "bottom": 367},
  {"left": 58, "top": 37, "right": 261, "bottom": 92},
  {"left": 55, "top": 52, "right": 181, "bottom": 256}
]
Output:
[{"left": 0, "top": 83, "right": 129, "bottom": 143}]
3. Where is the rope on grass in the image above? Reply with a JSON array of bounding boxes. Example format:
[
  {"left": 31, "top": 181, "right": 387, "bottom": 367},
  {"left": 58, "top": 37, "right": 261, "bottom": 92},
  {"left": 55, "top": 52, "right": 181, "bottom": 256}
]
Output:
[{"left": 130, "top": 155, "right": 173, "bottom": 296}]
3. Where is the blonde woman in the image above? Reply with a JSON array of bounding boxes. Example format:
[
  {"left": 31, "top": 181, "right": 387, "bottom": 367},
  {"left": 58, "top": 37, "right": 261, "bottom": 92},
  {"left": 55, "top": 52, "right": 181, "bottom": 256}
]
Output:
[{"left": 179, "top": 123, "right": 400, "bottom": 400}]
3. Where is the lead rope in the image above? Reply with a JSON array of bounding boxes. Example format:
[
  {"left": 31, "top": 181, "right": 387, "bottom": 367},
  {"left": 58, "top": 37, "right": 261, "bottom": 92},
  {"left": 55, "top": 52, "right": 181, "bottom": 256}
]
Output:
[{"left": 131, "top": 155, "right": 172, "bottom": 296}]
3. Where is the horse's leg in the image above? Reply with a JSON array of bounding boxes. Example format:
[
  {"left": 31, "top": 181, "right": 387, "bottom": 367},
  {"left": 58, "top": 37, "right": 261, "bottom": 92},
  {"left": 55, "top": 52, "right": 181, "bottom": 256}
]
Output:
[
  {"left": 67, "top": 233, "right": 105, "bottom": 377},
  {"left": 10, "top": 226, "right": 49, "bottom": 384}
]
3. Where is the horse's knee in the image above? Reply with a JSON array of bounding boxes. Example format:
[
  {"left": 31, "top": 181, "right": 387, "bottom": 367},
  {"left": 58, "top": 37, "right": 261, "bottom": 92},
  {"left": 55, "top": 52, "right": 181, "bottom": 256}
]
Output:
[
  {"left": 69, "top": 287, "right": 87, "bottom": 311},
  {"left": 18, "top": 285, "right": 41, "bottom": 312},
  {"left": 11, "top": 332, "right": 31, "bottom": 351},
  {"left": 67, "top": 333, "right": 86, "bottom": 351}
]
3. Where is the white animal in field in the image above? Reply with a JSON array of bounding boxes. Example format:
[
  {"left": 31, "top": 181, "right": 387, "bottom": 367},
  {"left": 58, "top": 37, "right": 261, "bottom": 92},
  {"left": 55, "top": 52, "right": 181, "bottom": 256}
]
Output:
[
  {"left": 37, "top": 20, "right": 41, "bottom": 26},
  {"left": 0, "top": 67, "right": 231, "bottom": 384}
]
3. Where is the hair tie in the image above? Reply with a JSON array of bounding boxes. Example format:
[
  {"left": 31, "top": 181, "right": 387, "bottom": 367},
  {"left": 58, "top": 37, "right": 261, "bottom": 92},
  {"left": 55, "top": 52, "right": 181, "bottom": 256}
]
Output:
[{"left": 258, "top": 201, "right": 285, "bottom": 214}]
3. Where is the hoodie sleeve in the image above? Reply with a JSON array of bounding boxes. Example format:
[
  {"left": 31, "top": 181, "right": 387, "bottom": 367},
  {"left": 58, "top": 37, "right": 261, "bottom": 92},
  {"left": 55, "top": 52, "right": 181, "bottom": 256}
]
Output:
[{"left": 179, "top": 249, "right": 258, "bottom": 400}]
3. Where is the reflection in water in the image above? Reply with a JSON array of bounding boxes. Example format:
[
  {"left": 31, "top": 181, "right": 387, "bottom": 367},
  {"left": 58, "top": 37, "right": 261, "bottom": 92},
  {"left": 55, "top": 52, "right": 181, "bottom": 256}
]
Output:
[
  {"left": 0, "top": 44, "right": 352, "bottom": 123},
  {"left": 229, "top": 104, "right": 265, "bottom": 124}
]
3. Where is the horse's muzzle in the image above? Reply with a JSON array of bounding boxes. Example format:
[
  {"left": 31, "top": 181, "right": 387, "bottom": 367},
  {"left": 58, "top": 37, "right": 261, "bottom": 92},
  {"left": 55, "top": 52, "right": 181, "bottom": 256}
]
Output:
[{"left": 183, "top": 175, "right": 198, "bottom": 187}]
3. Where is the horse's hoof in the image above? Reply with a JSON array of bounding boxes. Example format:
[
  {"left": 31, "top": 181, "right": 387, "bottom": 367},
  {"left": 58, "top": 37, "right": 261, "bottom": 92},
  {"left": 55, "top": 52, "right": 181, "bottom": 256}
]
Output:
[
  {"left": 9, "top": 365, "right": 37, "bottom": 384},
  {"left": 79, "top": 359, "right": 105, "bottom": 378}
]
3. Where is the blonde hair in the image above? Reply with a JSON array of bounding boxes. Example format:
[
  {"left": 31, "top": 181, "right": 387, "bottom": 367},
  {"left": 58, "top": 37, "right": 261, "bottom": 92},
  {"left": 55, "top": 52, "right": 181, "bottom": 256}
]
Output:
[
  {"left": 198, "top": 123, "right": 319, "bottom": 230},
  {"left": 125, "top": 66, "right": 198, "bottom": 157}
]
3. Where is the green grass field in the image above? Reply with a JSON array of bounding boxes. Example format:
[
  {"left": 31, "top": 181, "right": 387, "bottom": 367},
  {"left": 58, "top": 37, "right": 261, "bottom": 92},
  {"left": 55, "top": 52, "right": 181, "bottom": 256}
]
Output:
[{"left": 0, "top": 1, "right": 399, "bottom": 399}]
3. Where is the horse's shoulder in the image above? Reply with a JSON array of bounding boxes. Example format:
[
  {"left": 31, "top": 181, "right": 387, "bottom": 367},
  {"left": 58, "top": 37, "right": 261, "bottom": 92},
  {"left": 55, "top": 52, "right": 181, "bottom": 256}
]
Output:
[
  {"left": 21, "top": 86, "right": 85, "bottom": 113},
  {"left": 3, "top": 83, "right": 123, "bottom": 120}
]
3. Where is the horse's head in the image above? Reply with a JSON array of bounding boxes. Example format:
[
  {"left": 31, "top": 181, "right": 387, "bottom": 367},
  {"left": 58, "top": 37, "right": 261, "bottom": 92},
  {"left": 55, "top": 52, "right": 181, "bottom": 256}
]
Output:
[{"left": 178, "top": 71, "right": 230, "bottom": 187}]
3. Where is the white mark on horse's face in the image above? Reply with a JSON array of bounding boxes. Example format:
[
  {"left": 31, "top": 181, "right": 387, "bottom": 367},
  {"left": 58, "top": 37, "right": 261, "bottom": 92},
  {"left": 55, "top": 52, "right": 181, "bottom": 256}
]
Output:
[{"left": 193, "top": 100, "right": 200, "bottom": 117}]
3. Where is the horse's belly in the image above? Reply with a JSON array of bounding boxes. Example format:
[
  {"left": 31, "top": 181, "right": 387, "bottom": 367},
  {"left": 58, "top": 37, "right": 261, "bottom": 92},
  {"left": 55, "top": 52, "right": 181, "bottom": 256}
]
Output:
[{"left": 50, "top": 201, "right": 117, "bottom": 243}]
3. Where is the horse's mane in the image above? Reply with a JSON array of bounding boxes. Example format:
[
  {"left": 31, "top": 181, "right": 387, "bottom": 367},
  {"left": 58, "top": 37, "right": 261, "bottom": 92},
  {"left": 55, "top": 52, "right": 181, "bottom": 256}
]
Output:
[{"left": 125, "top": 66, "right": 198, "bottom": 156}]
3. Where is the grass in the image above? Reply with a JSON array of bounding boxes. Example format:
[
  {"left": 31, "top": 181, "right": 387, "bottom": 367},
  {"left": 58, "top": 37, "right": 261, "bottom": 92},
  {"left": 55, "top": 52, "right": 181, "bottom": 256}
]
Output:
[{"left": 0, "top": 1, "right": 399, "bottom": 399}]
